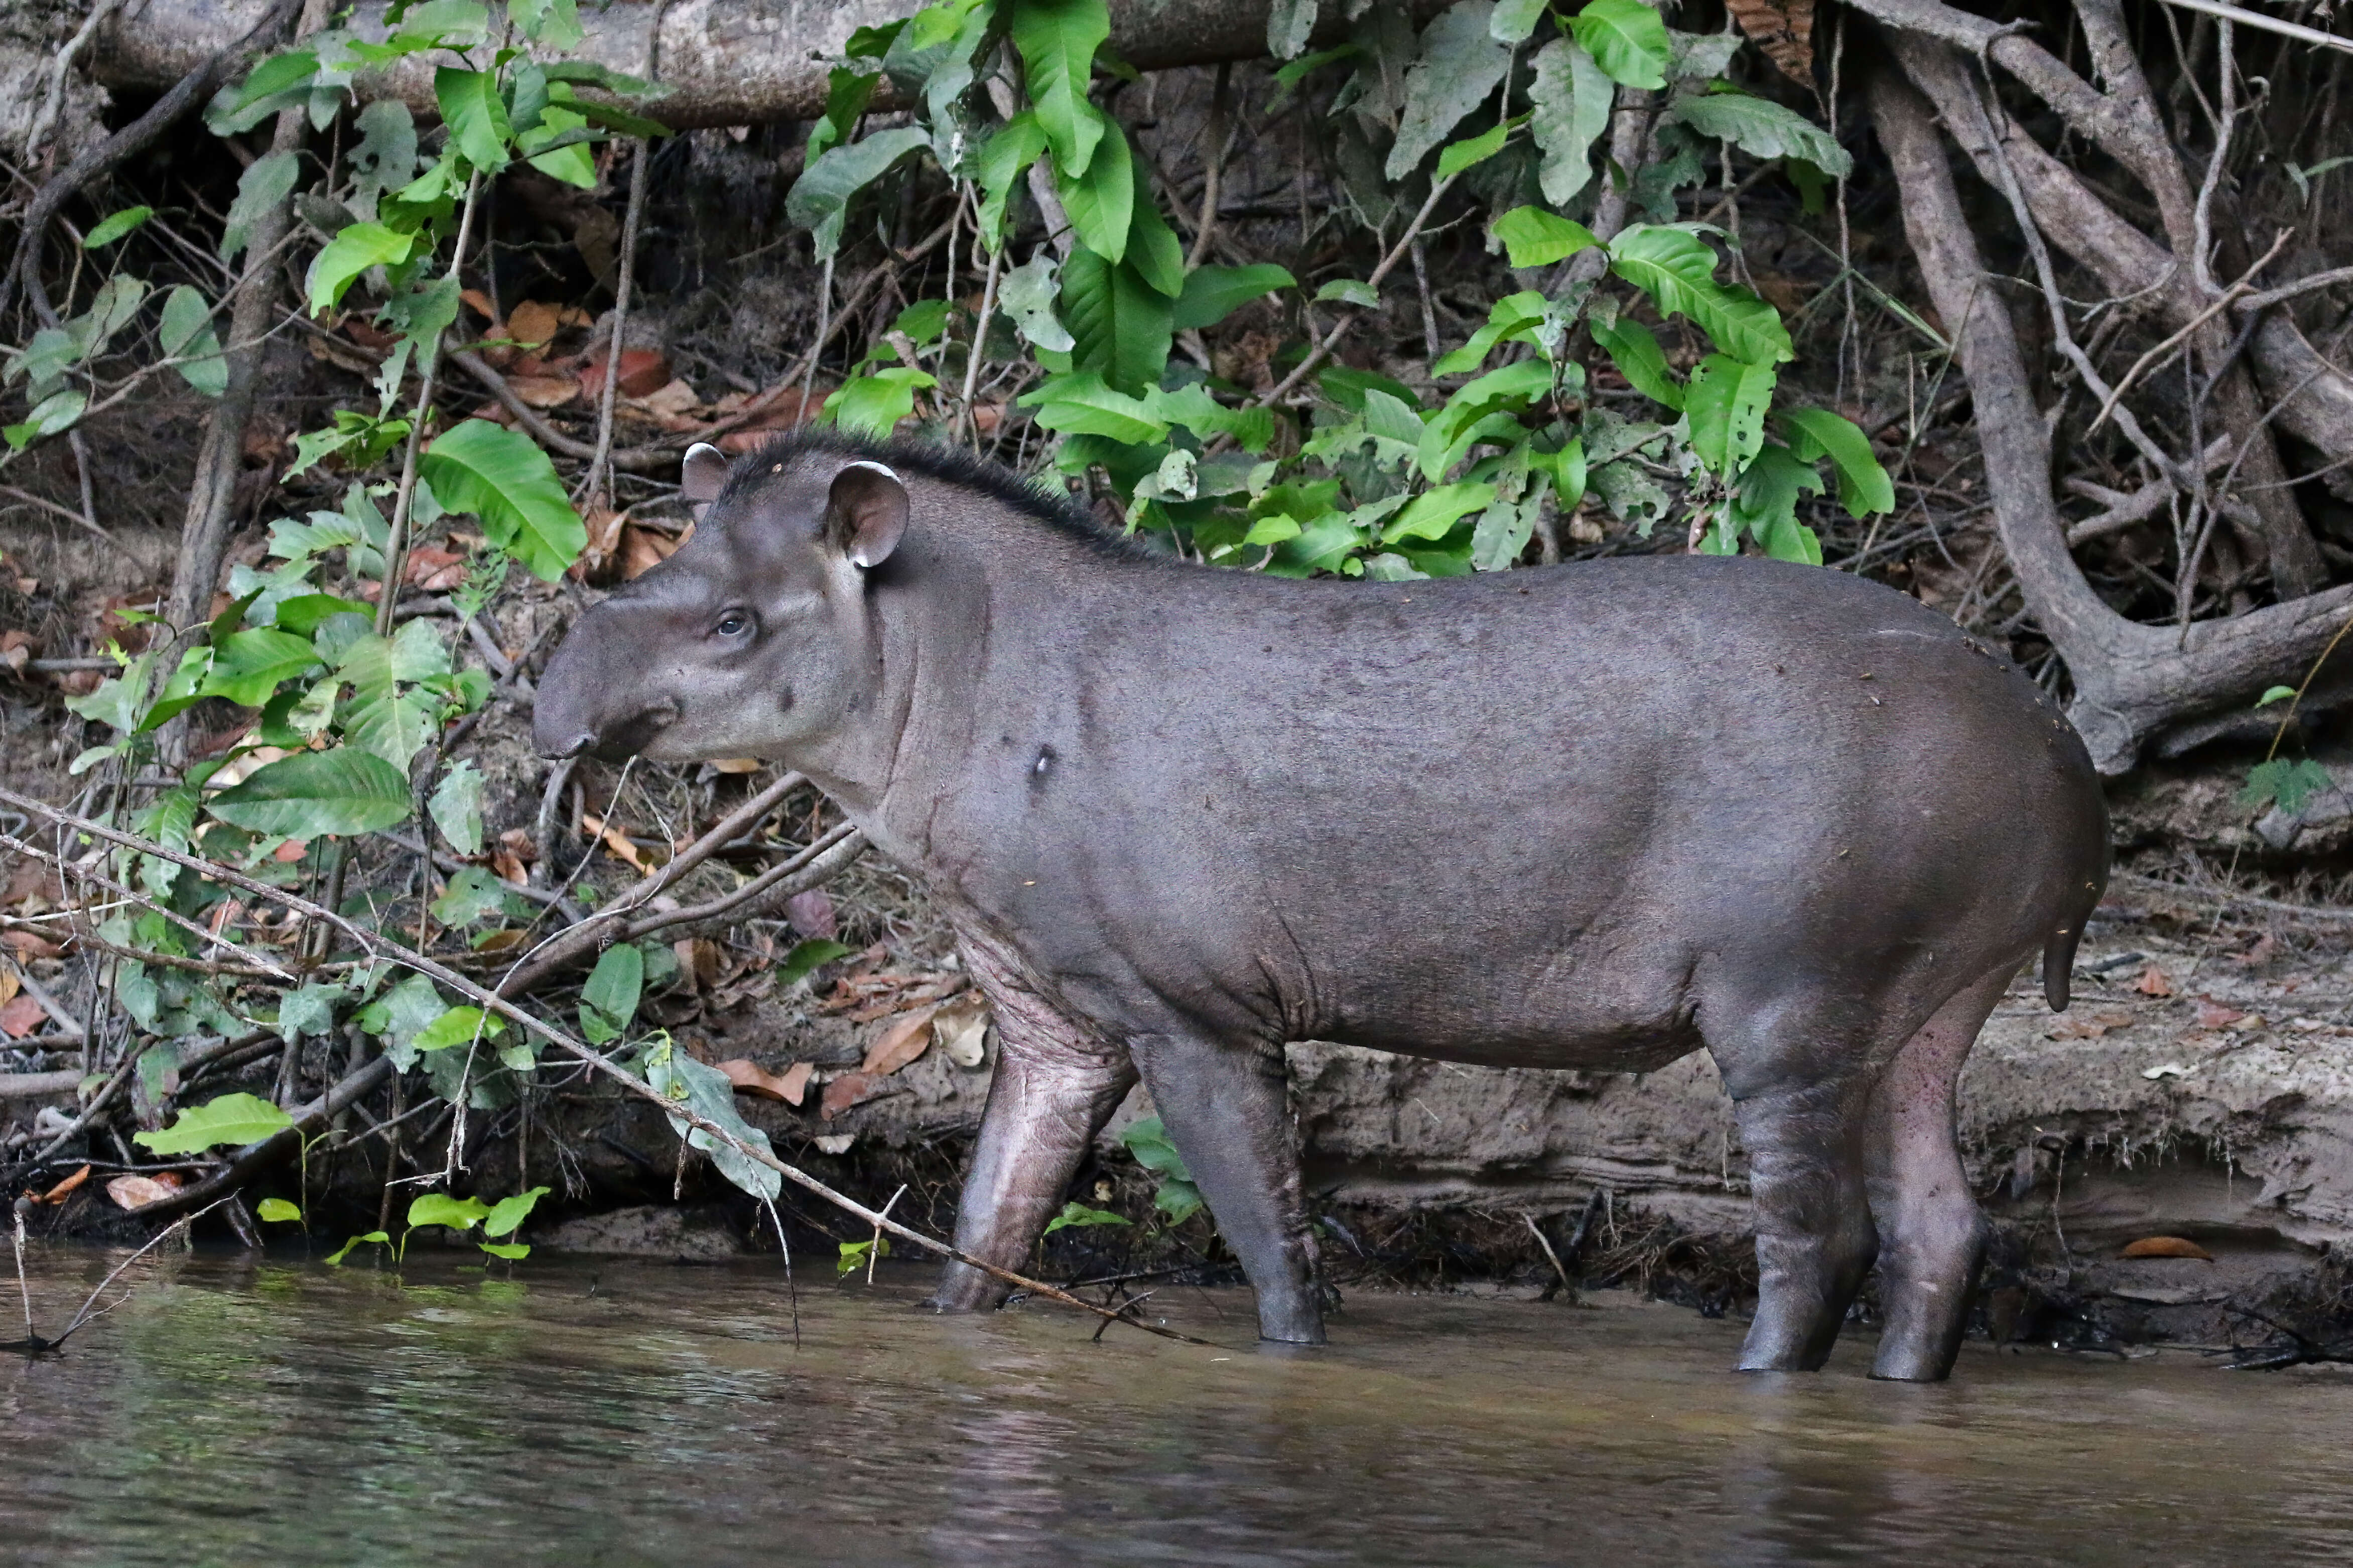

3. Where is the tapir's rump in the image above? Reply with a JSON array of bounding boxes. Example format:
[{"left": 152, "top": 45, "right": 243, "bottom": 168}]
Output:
[{"left": 539, "top": 432, "right": 2109, "bottom": 1383}]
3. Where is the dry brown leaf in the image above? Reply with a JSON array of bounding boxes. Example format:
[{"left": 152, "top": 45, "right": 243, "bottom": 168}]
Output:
[
  {"left": 2232, "top": 934, "right": 2278, "bottom": 968},
  {"left": 706, "top": 757, "right": 763, "bottom": 774},
  {"left": 674, "top": 937, "right": 723, "bottom": 992},
  {"left": 4, "top": 859, "right": 63, "bottom": 907},
  {"left": 1, "top": 929, "right": 62, "bottom": 960},
  {"left": 0, "top": 965, "right": 17, "bottom": 1009},
  {"left": 786, "top": 888, "right": 836, "bottom": 940},
  {"left": 105, "top": 1173, "right": 183, "bottom": 1211},
  {"left": 2195, "top": 996, "right": 2245, "bottom": 1029},
  {"left": 861, "top": 1004, "right": 940, "bottom": 1076},
  {"left": 1728, "top": 0, "right": 1814, "bottom": 83},
  {"left": 718, "top": 1058, "right": 811, "bottom": 1105},
  {"left": 272, "top": 837, "right": 308, "bottom": 864},
  {"left": 507, "top": 299, "right": 563, "bottom": 352},
  {"left": 404, "top": 546, "right": 468, "bottom": 592},
  {"left": 37, "top": 1164, "right": 89, "bottom": 1204},
  {"left": 507, "top": 372, "right": 580, "bottom": 409},
  {"left": 459, "top": 288, "right": 498, "bottom": 322},
  {"left": 2135, "top": 964, "right": 2177, "bottom": 998},
  {"left": 491, "top": 849, "right": 530, "bottom": 885},
  {"left": 0, "top": 993, "right": 46, "bottom": 1038},
  {"left": 618, "top": 524, "right": 685, "bottom": 581},
  {"left": 820, "top": 1070, "right": 881, "bottom": 1120},
  {"left": 0, "top": 628, "right": 34, "bottom": 673},
  {"left": 473, "top": 928, "right": 528, "bottom": 953},
  {"left": 2120, "top": 1235, "right": 2213, "bottom": 1260},
  {"left": 581, "top": 348, "right": 671, "bottom": 400},
  {"left": 580, "top": 813, "right": 651, "bottom": 874},
  {"left": 932, "top": 993, "right": 989, "bottom": 1068}
]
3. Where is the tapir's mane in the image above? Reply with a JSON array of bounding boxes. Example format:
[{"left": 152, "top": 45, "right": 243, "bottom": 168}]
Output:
[{"left": 725, "top": 429, "right": 1152, "bottom": 560}]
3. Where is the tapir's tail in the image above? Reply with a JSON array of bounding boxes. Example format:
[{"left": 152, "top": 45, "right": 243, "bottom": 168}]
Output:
[{"left": 2041, "top": 866, "right": 2109, "bottom": 1013}]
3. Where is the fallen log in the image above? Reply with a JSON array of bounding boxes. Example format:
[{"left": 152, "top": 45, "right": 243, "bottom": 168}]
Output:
[{"left": 87, "top": 0, "right": 1320, "bottom": 130}]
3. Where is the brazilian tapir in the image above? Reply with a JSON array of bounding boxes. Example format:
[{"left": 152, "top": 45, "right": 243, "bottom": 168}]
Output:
[{"left": 536, "top": 431, "right": 2108, "bottom": 1381}]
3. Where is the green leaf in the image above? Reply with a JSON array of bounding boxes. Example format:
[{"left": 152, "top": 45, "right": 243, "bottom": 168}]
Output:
[
  {"left": 134, "top": 1092, "right": 296, "bottom": 1155},
  {"left": 1607, "top": 225, "right": 1792, "bottom": 366},
  {"left": 272, "top": 592, "right": 374, "bottom": 637},
  {"left": 1044, "top": 1201, "right": 1132, "bottom": 1235},
  {"left": 408, "top": 1192, "right": 492, "bottom": 1232},
  {"left": 1683, "top": 355, "right": 1777, "bottom": 476},
  {"left": 82, "top": 207, "right": 152, "bottom": 249},
  {"left": 223, "top": 152, "right": 301, "bottom": 262},
  {"left": 1273, "top": 44, "right": 1360, "bottom": 91},
  {"left": 2241, "top": 757, "right": 2335, "bottom": 815},
  {"left": 306, "top": 222, "right": 418, "bottom": 315},
  {"left": 1436, "top": 120, "right": 1514, "bottom": 181},
  {"left": 1589, "top": 313, "right": 1682, "bottom": 409},
  {"left": 1571, "top": 0, "right": 1671, "bottom": 90},
  {"left": 1153, "top": 1177, "right": 1204, "bottom": 1225},
  {"left": 1122, "top": 1115, "right": 1193, "bottom": 1180},
  {"left": 5, "top": 387, "right": 85, "bottom": 449},
  {"left": 999, "top": 253, "right": 1076, "bottom": 351},
  {"left": 1018, "top": 371, "right": 1167, "bottom": 443},
  {"left": 579, "top": 943, "right": 645, "bottom": 1045},
  {"left": 478, "top": 1241, "right": 531, "bottom": 1260},
  {"left": 2258, "top": 686, "right": 2300, "bottom": 708},
  {"left": 434, "top": 66, "right": 511, "bottom": 175},
  {"left": 976, "top": 113, "right": 1050, "bottom": 247},
  {"left": 324, "top": 1230, "right": 390, "bottom": 1265},
  {"left": 1780, "top": 406, "right": 1894, "bottom": 518},
  {"left": 1316, "top": 279, "right": 1380, "bottom": 310},
  {"left": 277, "top": 982, "right": 345, "bottom": 1040},
  {"left": 1387, "top": 1, "right": 1513, "bottom": 179},
  {"left": 432, "top": 866, "right": 511, "bottom": 927},
  {"left": 822, "top": 366, "right": 937, "bottom": 437},
  {"left": 197, "top": 628, "right": 321, "bottom": 707},
  {"left": 159, "top": 285, "right": 227, "bottom": 397},
  {"left": 1530, "top": 38, "right": 1615, "bottom": 206},
  {"left": 484, "top": 1186, "right": 548, "bottom": 1238},
  {"left": 357, "top": 973, "right": 448, "bottom": 1068},
  {"left": 427, "top": 759, "right": 485, "bottom": 856},
  {"left": 1144, "top": 384, "right": 1275, "bottom": 452},
  {"left": 1060, "top": 246, "right": 1173, "bottom": 394},
  {"left": 1492, "top": 0, "right": 1548, "bottom": 42},
  {"left": 207, "top": 747, "right": 414, "bottom": 840},
  {"left": 1668, "top": 91, "right": 1853, "bottom": 179},
  {"left": 1384, "top": 481, "right": 1499, "bottom": 543},
  {"left": 1011, "top": 0, "right": 1112, "bottom": 176},
  {"left": 512, "top": 0, "right": 583, "bottom": 47},
  {"left": 786, "top": 126, "right": 931, "bottom": 259},
  {"left": 778, "top": 938, "right": 853, "bottom": 986},
  {"left": 1127, "top": 167, "right": 1186, "bottom": 298},
  {"left": 413, "top": 1006, "right": 500, "bottom": 1053},
  {"left": 1723, "top": 441, "right": 1823, "bottom": 560},
  {"left": 641, "top": 1036, "right": 783, "bottom": 1201},
  {"left": 1172, "top": 264, "right": 1296, "bottom": 332},
  {"left": 229, "top": 48, "right": 319, "bottom": 118},
  {"left": 257, "top": 1197, "right": 304, "bottom": 1223},
  {"left": 419, "top": 418, "right": 586, "bottom": 580},
  {"left": 1055, "top": 116, "right": 1133, "bottom": 261},
  {"left": 1493, "top": 208, "right": 1601, "bottom": 270}
]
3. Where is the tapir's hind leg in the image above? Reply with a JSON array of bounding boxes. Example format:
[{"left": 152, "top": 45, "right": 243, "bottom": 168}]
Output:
[{"left": 1862, "top": 967, "right": 2009, "bottom": 1382}]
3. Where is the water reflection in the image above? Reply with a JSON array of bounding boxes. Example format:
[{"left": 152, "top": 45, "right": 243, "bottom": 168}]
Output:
[{"left": 1, "top": 1249, "right": 2348, "bottom": 1566}]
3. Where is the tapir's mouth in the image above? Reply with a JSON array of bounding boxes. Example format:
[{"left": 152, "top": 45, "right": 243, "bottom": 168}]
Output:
[{"left": 540, "top": 699, "right": 679, "bottom": 762}]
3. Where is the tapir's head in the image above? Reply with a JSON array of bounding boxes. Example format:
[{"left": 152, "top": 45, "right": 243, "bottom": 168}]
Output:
[{"left": 534, "top": 440, "right": 908, "bottom": 764}]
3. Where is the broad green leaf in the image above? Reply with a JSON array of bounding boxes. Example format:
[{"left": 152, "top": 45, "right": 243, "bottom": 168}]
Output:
[
  {"left": 779, "top": 938, "right": 854, "bottom": 985},
  {"left": 1044, "top": 1201, "right": 1132, "bottom": 1235},
  {"left": 520, "top": 105, "right": 597, "bottom": 188},
  {"left": 5, "top": 387, "right": 85, "bottom": 449},
  {"left": 69, "top": 275, "right": 147, "bottom": 361},
  {"left": 324, "top": 1230, "right": 390, "bottom": 1265},
  {"left": 1144, "top": 384, "right": 1276, "bottom": 453},
  {"left": 1571, "top": 0, "right": 1670, "bottom": 90},
  {"left": 1172, "top": 264, "right": 1296, "bottom": 331},
  {"left": 434, "top": 66, "right": 511, "bottom": 175},
  {"left": 1061, "top": 246, "right": 1172, "bottom": 394},
  {"left": 976, "top": 113, "right": 1050, "bottom": 246},
  {"left": 432, "top": 866, "right": 510, "bottom": 927},
  {"left": 409, "top": 1193, "right": 492, "bottom": 1232},
  {"left": 822, "top": 366, "right": 937, "bottom": 437},
  {"left": 1011, "top": 0, "right": 1111, "bottom": 176},
  {"left": 1781, "top": 405, "right": 1895, "bottom": 518},
  {"left": 484, "top": 1186, "right": 550, "bottom": 1238},
  {"left": 2258, "top": 686, "right": 2300, "bottom": 708},
  {"left": 356, "top": 973, "right": 448, "bottom": 1068},
  {"left": 1683, "top": 354, "right": 1777, "bottom": 476},
  {"left": 1122, "top": 1115, "right": 1193, "bottom": 1179},
  {"left": 256, "top": 1197, "right": 304, "bottom": 1223},
  {"left": 479, "top": 1242, "right": 531, "bottom": 1260},
  {"left": 641, "top": 1036, "right": 783, "bottom": 1201},
  {"left": 61, "top": 651, "right": 152, "bottom": 734},
  {"left": 228, "top": 48, "right": 319, "bottom": 119},
  {"left": 1668, "top": 91, "right": 1853, "bottom": 179},
  {"left": 1608, "top": 225, "right": 1792, "bottom": 365},
  {"left": 1432, "top": 292, "right": 1548, "bottom": 375},
  {"left": 1153, "top": 1177, "right": 1205, "bottom": 1224},
  {"left": 198, "top": 628, "right": 321, "bottom": 707},
  {"left": 419, "top": 418, "right": 586, "bottom": 580},
  {"left": 412, "top": 1006, "right": 501, "bottom": 1053},
  {"left": 306, "top": 222, "right": 418, "bottom": 314},
  {"left": 207, "top": 747, "right": 414, "bottom": 840},
  {"left": 340, "top": 619, "right": 452, "bottom": 690},
  {"left": 786, "top": 126, "right": 931, "bottom": 258},
  {"left": 1316, "top": 278, "right": 1380, "bottom": 309},
  {"left": 1384, "top": 481, "right": 1499, "bottom": 543},
  {"left": 1530, "top": 38, "right": 1615, "bottom": 206},
  {"left": 137, "top": 646, "right": 212, "bottom": 734},
  {"left": 1387, "top": 1, "right": 1512, "bottom": 179},
  {"left": 1492, "top": 208, "right": 1600, "bottom": 270},
  {"left": 512, "top": 0, "right": 584, "bottom": 47},
  {"left": 428, "top": 759, "right": 485, "bottom": 854},
  {"left": 1018, "top": 371, "right": 1167, "bottom": 443},
  {"left": 1472, "top": 472, "right": 1550, "bottom": 571},
  {"left": 1055, "top": 116, "right": 1133, "bottom": 261},
  {"left": 1436, "top": 120, "right": 1513, "bottom": 181},
  {"left": 1127, "top": 163, "right": 1186, "bottom": 299},
  {"left": 1268, "top": 0, "right": 1318, "bottom": 58},
  {"left": 134, "top": 1091, "right": 295, "bottom": 1155},
  {"left": 272, "top": 593, "right": 374, "bottom": 636},
  {"left": 999, "top": 253, "right": 1075, "bottom": 351},
  {"left": 159, "top": 285, "right": 227, "bottom": 397},
  {"left": 2242, "top": 757, "right": 2336, "bottom": 814},
  {"left": 222, "top": 151, "right": 300, "bottom": 262},
  {"left": 1588, "top": 313, "right": 1682, "bottom": 409},
  {"left": 579, "top": 943, "right": 645, "bottom": 1045},
  {"left": 277, "top": 982, "right": 345, "bottom": 1039},
  {"left": 82, "top": 207, "right": 152, "bottom": 248},
  {"left": 1492, "top": 0, "right": 1547, "bottom": 41}
]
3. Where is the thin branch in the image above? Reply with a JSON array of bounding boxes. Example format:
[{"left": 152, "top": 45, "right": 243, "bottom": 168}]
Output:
[
  {"left": 584, "top": 0, "right": 669, "bottom": 509},
  {"left": 2092, "top": 229, "right": 2291, "bottom": 433}
]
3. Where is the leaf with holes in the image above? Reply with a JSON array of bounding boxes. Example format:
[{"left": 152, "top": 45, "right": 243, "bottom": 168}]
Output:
[
  {"left": 1387, "top": 1, "right": 1513, "bottom": 179},
  {"left": 1780, "top": 405, "right": 1893, "bottom": 518},
  {"left": 642, "top": 1035, "right": 783, "bottom": 1201},
  {"left": 1684, "top": 355, "right": 1777, "bottom": 477}
]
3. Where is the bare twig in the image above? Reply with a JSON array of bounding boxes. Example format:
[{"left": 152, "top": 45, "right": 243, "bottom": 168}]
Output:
[
  {"left": 2090, "top": 229, "right": 2290, "bottom": 434},
  {"left": 583, "top": 0, "right": 669, "bottom": 509},
  {"left": 376, "top": 171, "right": 485, "bottom": 637}
]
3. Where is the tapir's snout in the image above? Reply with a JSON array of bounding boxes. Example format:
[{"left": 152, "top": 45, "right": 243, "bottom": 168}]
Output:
[{"left": 534, "top": 608, "right": 680, "bottom": 763}]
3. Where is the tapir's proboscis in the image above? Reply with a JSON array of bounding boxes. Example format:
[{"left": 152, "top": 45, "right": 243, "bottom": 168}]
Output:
[{"left": 537, "top": 433, "right": 2108, "bottom": 1382}]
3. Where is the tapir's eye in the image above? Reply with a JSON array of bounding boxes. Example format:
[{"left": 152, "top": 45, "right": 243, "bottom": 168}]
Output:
[{"left": 713, "top": 611, "right": 751, "bottom": 638}]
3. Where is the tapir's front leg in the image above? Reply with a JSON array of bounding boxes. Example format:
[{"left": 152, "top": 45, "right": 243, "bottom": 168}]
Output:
[{"left": 929, "top": 969, "right": 1135, "bottom": 1313}]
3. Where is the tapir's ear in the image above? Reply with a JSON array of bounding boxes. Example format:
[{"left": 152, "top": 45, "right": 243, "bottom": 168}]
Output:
[
  {"left": 680, "top": 443, "right": 730, "bottom": 504},
  {"left": 825, "top": 460, "right": 908, "bottom": 569}
]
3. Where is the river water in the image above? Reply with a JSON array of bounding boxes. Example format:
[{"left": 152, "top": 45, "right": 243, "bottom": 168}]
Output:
[{"left": 3, "top": 1247, "right": 2349, "bottom": 1566}]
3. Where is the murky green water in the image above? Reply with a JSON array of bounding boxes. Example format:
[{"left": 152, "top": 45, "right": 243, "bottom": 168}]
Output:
[{"left": 3, "top": 1248, "right": 2350, "bottom": 1566}]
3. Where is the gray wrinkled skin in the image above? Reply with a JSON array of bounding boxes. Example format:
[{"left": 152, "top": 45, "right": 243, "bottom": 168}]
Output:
[{"left": 537, "top": 433, "right": 2110, "bottom": 1382}]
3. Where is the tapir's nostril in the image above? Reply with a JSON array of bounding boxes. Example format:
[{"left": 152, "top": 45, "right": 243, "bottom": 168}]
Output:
[{"left": 542, "top": 732, "right": 594, "bottom": 761}]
